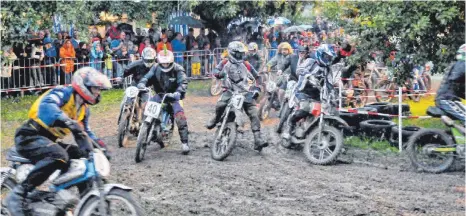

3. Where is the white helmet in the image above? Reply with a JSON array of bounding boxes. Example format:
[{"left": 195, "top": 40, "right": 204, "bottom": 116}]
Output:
[
  {"left": 142, "top": 47, "right": 156, "bottom": 68},
  {"left": 157, "top": 50, "right": 175, "bottom": 72},
  {"left": 227, "top": 41, "right": 246, "bottom": 64}
]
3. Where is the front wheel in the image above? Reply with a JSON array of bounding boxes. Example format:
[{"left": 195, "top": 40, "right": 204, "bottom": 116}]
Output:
[
  {"left": 117, "top": 112, "right": 130, "bottom": 148},
  {"left": 406, "top": 129, "right": 455, "bottom": 173},
  {"left": 304, "top": 125, "right": 343, "bottom": 165},
  {"left": 210, "top": 78, "right": 223, "bottom": 96},
  {"left": 77, "top": 188, "right": 144, "bottom": 216},
  {"left": 135, "top": 122, "right": 150, "bottom": 163},
  {"left": 211, "top": 122, "right": 237, "bottom": 161}
]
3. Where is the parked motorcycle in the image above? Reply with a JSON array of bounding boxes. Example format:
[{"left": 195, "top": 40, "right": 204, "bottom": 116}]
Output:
[
  {"left": 117, "top": 86, "right": 153, "bottom": 148},
  {"left": 135, "top": 93, "right": 174, "bottom": 163},
  {"left": 279, "top": 72, "right": 349, "bottom": 165},
  {"left": 407, "top": 105, "right": 465, "bottom": 173},
  {"left": 0, "top": 138, "right": 143, "bottom": 216}
]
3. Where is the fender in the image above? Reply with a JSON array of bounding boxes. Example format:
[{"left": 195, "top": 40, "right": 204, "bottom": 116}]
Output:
[{"left": 73, "top": 184, "right": 132, "bottom": 216}]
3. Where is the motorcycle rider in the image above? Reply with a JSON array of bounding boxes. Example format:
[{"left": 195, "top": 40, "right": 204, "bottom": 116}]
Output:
[
  {"left": 246, "top": 42, "right": 264, "bottom": 73},
  {"left": 206, "top": 41, "right": 269, "bottom": 151},
  {"left": 5, "top": 67, "right": 112, "bottom": 216},
  {"left": 435, "top": 44, "right": 465, "bottom": 123},
  {"left": 118, "top": 47, "right": 157, "bottom": 124},
  {"left": 281, "top": 44, "right": 337, "bottom": 140},
  {"left": 137, "top": 49, "right": 190, "bottom": 154}
]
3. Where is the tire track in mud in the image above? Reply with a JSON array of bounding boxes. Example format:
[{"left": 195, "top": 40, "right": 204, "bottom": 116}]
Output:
[{"left": 93, "top": 94, "right": 464, "bottom": 216}]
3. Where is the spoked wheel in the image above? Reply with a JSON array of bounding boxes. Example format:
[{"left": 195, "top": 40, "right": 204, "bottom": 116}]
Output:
[
  {"left": 210, "top": 78, "right": 223, "bottom": 96},
  {"left": 375, "top": 80, "right": 395, "bottom": 102},
  {"left": 304, "top": 126, "right": 343, "bottom": 165},
  {"left": 161, "top": 115, "right": 174, "bottom": 146},
  {"left": 1, "top": 177, "right": 16, "bottom": 216},
  {"left": 117, "top": 113, "right": 130, "bottom": 148},
  {"left": 258, "top": 96, "right": 272, "bottom": 121},
  {"left": 406, "top": 129, "right": 455, "bottom": 173},
  {"left": 78, "top": 188, "right": 144, "bottom": 216},
  {"left": 211, "top": 122, "right": 237, "bottom": 161},
  {"left": 135, "top": 122, "right": 151, "bottom": 163}
]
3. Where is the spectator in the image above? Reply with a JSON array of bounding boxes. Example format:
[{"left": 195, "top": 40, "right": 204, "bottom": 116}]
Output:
[
  {"left": 43, "top": 38, "right": 57, "bottom": 85},
  {"left": 53, "top": 32, "right": 64, "bottom": 57},
  {"left": 59, "top": 39, "right": 76, "bottom": 84},
  {"left": 196, "top": 28, "right": 208, "bottom": 49},
  {"left": 90, "top": 26, "right": 102, "bottom": 42},
  {"left": 253, "top": 26, "right": 264, "bottom": 49},
  {"left": 107, "top": 22, "right": 120, "bottom": 40},
  {"left": 116, "top": 44, "right": 130, "bottom": 79},
  {"left": 129, "top": 45, "right": 140, "bottom": 62},
  {"left": 202, "top": 42, "right": 212, "bottom": 74},
  {"left": 90, "top": 41, "right": 104, "bottom": 71},
  {"left": 171, "top": 32, "right": 186, "bottom": 64},
  {"left": 103, "top": 42, "right": 114, "bottom": 79},
  {"left": 1, "top": 46, "right": 18, "bottom": 89},
  {"left": 76, "top": 42, "right": 89, "bottom": 65},
  {"left": 268, "top": 36, "right": 278, "bottom": 59},
  {"left": 212, "top": 37, "right": 222, "bottom": 50},
  {"left": 38, "top": 30, "right": 45, "bottom": 42},
  {"left": 63, "top": 31, "right": 70, "bottom": 40},
  {"left": 138, "top": 37, "right": 155, "bottom": 55},
  {"left": 71, "top": 31, "right": 81, "bottom": 49},
  {"left": 111, "top": 31, "right": 126, "bottom": 52},
  {"left": 30, "top": 41, "right": 45, "bottom": 86},
  {"left": 167, "top": 29, "right": 174, "bottom": 42},
  {"left": 156, "top": 34, "right": 173, "bottom": 53},
  {"left": 151, "top": 24, "right": 161, "bottom": 44},
  {"left": 207, "top": 29, "right": 218, "bottom": 46},
  {"left": 185, "top": 28, "right": 196, "bottom": 50},
  {"left": 290, "top": 37, "right": 299, "bottom": 49},
  {"left": 134, "top": 27, "right": 144, "bottom": 45}
]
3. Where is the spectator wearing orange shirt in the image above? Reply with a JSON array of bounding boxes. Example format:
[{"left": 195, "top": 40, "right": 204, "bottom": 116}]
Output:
[{"left": 156, "top": 34, "right": 173, "bottom": 53}]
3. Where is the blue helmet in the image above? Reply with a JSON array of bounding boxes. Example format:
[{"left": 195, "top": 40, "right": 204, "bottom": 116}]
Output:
[{"left": 314, "top": 44, "right": 336, "bottom": 66}]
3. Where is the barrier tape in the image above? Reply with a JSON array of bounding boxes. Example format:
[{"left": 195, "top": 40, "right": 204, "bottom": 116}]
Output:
[
  {"left": 1, "top": 77, "right": 125, "bottom": 93},
  {"left": 338, "top": 108, "right": 433, "bottom": 119}
]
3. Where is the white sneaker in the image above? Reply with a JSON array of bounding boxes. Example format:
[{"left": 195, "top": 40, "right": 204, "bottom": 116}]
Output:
[{"left": 181, "top": 143, "right": 190, "bottom": 155}]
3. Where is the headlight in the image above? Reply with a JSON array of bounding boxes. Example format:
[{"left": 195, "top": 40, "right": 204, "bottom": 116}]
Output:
[
  {"left": 125, "top": 86, "right": 139, "bottom": 98},
  {"left": 94, "top": 149, "right": 111, "bottom": 177}
]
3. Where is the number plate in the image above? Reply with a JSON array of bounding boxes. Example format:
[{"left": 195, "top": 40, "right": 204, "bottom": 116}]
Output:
[
  {"left": 125, "top": 86, "right": 139, "bottom": 98},
  {"left": 231, "top": 94, "right": 245, "bottom": 109},
  {"left": 144, "top": 101, "right": 162, "bottom": 119}
]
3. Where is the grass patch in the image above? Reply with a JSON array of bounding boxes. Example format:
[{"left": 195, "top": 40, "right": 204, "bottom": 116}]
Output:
[{"left": 345, "top": 136, "right": 399, "bottom": 152}]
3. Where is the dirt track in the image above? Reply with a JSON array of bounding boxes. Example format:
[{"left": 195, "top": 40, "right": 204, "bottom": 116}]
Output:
[{"left": 92, "top": 93, "right": 465, "bottom": 216}]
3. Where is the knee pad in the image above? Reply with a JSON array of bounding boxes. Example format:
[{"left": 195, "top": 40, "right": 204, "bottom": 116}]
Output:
[{"left": 175, "top": 112, "right": 188, "bottom": 127}]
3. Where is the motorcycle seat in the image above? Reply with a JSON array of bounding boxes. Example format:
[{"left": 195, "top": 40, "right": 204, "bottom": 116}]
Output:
[
  {"left": 426, "top": 106, "right": 445, "bottom": 118},
  {"left": 6, "top": 147, "right": 31, "bottom": 163}
]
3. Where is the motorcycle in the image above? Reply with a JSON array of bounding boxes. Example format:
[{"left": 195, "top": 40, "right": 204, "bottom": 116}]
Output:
[
  {"left": 258, "top": 73, "right": 283, "bottom": 121},
  {"left": 135, "top": 93, "right": 174, "bottom": 163},
  {"left": 279, "top": 72, "right": 350, "bottom": 165},
  {"left": 0, "top": 138, "right": 143, "bottom": 216},
  {"left": 117, "top": 86, "right": 153, "bottom": 148},
  {"left": 406, "top": 105, "right": 465, "bottom": 173},
  {"left": 276, "top": 78, "right": 297, "bottom": 135}
]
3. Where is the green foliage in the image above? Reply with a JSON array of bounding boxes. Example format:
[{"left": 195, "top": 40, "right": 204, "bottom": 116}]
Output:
[{"left": 321, "top": 1, "right": 465, "bottom": 77}]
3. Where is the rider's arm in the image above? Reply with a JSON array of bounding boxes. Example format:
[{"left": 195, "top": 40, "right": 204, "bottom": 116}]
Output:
[
  {"left": 123, "top": 60, "right": 143, "bottom": 78},
  {"left": 448, "top": 61, "right": 465, "bottom": 84},
  {"left": 175, "top": 64, "right": 188, "bottom": 98},
  {"left": 81, "top": 107, "right": 107, "bottom": 149},
  {"left": 138, "top": 64, "right": 157, "bottom": 87},
  {"left": 213, "top": 60, "right": 227, "bottom": 78}
]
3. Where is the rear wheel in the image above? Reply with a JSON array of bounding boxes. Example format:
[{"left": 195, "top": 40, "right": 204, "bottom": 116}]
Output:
[
  {"left": 406, "top": 129, "right": 455, "bottom": 173},
  {"left": 304, "top": 126, "right": 343, "bottom": 165},
  {"left": 135, "top": 122, "right": 150, "bottom": 163},
  {"left": 211, "top": 122, "right": 237, "bottom": 161}
]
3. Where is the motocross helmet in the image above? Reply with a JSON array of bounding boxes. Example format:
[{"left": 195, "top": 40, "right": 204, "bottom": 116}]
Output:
[
  {"left": 157, "top": 49, "right": 175, "bottom": 72},
  {"left": 248, "top": 42, "right": 259, "bottom": 52},
  {"left": 314, "top": 44, "right": 336, "bottom": 67},
  {"left": 227, "top": 41, "right": 246, "bottom": 64},
  {"left": 456, "top": 44, "right": 466, "bottom": 61},
  {"left": 142, "top": 47, "right": 157, "bottom": 68},
  {"left": 72, "top": 67, "right": 112, "bottom": 105}
]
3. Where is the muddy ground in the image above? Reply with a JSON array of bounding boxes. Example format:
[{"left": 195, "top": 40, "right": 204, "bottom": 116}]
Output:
[{"left": 91, "top": 92, "right": 464, "bottom": 216}]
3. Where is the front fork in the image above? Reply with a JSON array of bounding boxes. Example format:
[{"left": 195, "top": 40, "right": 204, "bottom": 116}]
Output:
[{"left": 216, "top": 106, "right": 232, "bottom": 141}]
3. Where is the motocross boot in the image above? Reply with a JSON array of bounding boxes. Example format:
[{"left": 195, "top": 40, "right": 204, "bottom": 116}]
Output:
[
  {"left": 5, "top": 184, "right": 32, "bottom": 216},
  {"left": 253, "top": 131, "right": 269, "bottom": 151},
  {"left": 181, "top": 143, "right": 190, "bottom": 155},
  {"left": 205, "top": 109, "right": 223, "bottom": 130}
]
